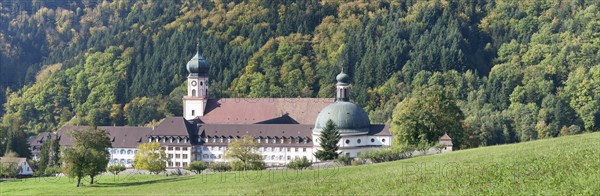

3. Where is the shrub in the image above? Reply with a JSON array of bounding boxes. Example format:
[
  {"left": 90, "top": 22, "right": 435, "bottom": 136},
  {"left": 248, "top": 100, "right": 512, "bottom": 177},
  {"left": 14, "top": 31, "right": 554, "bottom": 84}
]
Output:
[
  {"left": 358, "top": 147, "right": 414, "bottom": 163},
  {"left": 208, "top": 162, "right": 231, "bottom": 172},
  {"left": 335, "top": 155, "right": 352, "bottom": 166},
  {"left": 287, "top": 157, "right": 312, "bottom": 170},
  {"left": 231, "top": 160, "right": 266, "bottom": 171},
  {"left": 351, "top": 159, "right": 365, "bottom": 166},
  {"left": 186, "top": 161, "right": 208, "bottom": 174},
  {"left": 107, "top": 164, "right": 126, "bottom": 175},
  {"left": 44, "top": 166, "right": 63, "bottom": 175}
]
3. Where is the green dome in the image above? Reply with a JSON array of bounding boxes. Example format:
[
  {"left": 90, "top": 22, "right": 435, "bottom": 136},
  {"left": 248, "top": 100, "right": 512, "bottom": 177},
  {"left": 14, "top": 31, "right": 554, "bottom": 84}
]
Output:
[
  {"left": 313, "top": 102, "right": 370, "bottom": 133},
  {"left": 186, "top": 52, "right": 209, "bottom": 76}
]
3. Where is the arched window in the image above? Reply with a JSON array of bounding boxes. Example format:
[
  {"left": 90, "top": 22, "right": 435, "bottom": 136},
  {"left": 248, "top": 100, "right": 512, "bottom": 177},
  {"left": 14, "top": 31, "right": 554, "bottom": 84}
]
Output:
[
  {"left": 127, "top": 150, "right": 132, "bottom": 154},
  {"left": 200, "top": 81, "right": 203, "bottom": 86},
  {"left": 120, "top": 149, "right": 126, "bottom": 154},
  {"left": 192, "top": 89, "right": 196, "bottom": 96},
  {"left": 357, "top": 139, "right": 361, "bottom": 144}
]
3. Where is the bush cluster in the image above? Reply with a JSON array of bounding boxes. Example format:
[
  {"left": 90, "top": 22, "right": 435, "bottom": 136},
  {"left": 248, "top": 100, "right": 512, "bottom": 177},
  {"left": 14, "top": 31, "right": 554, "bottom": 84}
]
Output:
[
  {"left": 335, "top": 155, "right": 352, "bottom": 166},
  {"left": 208, "top": 162, "right": 231, "bottom": 172},
  {"left": 287, "top": 157, "right": 312, "bottom": 170},
  {"left": 231, "top": 161, "right": 266, "bottom": 171},
  {"left": 358, "top": 147, "right": 414, "bottom": 163}
]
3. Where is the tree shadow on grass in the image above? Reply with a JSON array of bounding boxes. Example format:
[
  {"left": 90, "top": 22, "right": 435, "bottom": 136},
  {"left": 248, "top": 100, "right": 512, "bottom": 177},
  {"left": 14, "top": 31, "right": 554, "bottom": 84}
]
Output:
[{"left": 90, "top": 176, "right": 194, "bottom": 187}]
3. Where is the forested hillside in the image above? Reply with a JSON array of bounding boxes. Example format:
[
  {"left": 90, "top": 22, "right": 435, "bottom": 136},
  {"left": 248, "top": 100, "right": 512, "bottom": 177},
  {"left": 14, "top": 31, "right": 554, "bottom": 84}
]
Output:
[{"left": 0, "top": 0, "right": 599, "bottom": 157}]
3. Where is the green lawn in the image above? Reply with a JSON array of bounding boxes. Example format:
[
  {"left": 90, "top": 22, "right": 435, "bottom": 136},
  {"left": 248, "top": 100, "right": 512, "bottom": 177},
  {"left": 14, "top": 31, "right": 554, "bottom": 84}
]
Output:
[{"left": 2, "top": 132, "right": 600, "bottom": 195}]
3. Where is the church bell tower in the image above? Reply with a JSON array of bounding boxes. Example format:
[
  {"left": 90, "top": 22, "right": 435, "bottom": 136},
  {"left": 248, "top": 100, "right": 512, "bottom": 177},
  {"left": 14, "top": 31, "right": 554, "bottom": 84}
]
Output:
[{"left": 183, "top": 43, "right": 209, "bottom": 120}]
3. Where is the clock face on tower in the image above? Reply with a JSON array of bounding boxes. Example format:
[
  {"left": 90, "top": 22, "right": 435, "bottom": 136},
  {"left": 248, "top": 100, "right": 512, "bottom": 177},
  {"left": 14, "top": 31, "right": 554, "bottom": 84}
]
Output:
[{"left": 191, "top": 81, "right": 197, "bottom": 87}]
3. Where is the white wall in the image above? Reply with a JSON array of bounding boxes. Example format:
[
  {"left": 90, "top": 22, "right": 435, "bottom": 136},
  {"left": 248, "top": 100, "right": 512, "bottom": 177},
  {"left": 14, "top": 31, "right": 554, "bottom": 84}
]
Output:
[
  {"left": 183, "top": 99, "right": 206, "bottom": 120},
  {"left": 109, "top": 148, "right": 137, "bottom": 167},
  {"left": 19, "top": 161, "right": 33, "bottom": 175},
  {"left": 198, "top": 145, "right": 315, "bottom": 166},
  {"left": 165, "top": 146, "right": 193, "bottom": 168}
]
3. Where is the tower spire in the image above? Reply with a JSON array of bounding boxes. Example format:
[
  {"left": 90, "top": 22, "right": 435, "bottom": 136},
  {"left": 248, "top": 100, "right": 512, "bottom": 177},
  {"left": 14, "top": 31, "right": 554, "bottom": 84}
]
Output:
[{"left": 196, "top": 39, "right": 201, "bottom": 55}]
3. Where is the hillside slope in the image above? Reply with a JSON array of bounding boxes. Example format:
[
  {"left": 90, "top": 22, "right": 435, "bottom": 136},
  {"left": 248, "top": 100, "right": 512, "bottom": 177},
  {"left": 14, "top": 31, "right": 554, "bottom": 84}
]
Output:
[{"left": 2, "top": 132, "right": 599, "bottom": 195}]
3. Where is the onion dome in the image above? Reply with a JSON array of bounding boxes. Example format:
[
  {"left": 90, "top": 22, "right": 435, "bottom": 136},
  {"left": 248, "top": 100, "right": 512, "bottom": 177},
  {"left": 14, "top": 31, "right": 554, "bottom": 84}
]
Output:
[
  {"left": 186, "top": 44, "right": 209, "bottom": 76},
  {"left": 336, "top": 69, "right": 350, "bottom": 84}
]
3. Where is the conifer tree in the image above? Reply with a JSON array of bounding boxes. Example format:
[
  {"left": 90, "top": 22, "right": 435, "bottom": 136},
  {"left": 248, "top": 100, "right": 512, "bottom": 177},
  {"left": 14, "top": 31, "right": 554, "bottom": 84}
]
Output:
[{"left": 314, "top": 120, "right": 340, "bottom": 161}]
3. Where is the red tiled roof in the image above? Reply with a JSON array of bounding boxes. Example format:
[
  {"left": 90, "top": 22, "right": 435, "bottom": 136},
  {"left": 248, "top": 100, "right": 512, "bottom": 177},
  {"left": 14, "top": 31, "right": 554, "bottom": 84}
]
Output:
[
  {"left": 200, "top": 98, "right": 334, "bottom": 124},
  {"left": 440, "top": 133, "right": 452, "bottom": 140}
]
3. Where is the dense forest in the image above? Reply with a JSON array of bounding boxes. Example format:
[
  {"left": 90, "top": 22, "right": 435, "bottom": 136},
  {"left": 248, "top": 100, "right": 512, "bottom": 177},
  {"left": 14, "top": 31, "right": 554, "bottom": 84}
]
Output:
[{"left": 0, "top": 0, "right": 598, "bottom": 157}]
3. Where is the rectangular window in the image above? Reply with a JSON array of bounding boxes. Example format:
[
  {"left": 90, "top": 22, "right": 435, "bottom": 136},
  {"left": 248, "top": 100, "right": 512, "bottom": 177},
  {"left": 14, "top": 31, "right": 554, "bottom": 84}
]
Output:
[
  {"left": 191, "top": 110, "right": 195, "bottom": 116},
  {"left": 168, "top": 154, "right": 173, "bottom": 158},
  {"left": 287, "top": 148, "right": 290, "bottom": 152},
  {"left": 175, "top": 147, "right": 180, "bottom": 151},
  {"left": 183, "top": 162, "right": 188, "bottom": 167},
  {"left": 168, "top": 147, "right": 173, "bottom": 151},
  {"left": 303, "top": 148, "right": 306, "bottom": 152},
  {"left": 295, "top": 148, "right": 298, "bottom": 152},
  {"left": 176, "top": 162, "right": 180, "bottom": 167},
  {"left": 183, "top": 147, "right": 188, "bottom": 151},
  {"left": 183, "top": 154, "right": 188, "bottom": 159},
  {"left": 176, "top": 154, "right": 181, "bottom": 159}
]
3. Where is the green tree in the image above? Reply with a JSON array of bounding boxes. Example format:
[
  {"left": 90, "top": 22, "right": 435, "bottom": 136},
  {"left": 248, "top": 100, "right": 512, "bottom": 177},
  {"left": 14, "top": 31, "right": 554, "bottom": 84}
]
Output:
[
  {"left": 133, "top": 142, "right": 167, "bottom": 174},
  {"left": 225, "top": 135, "right": 265, "bottom": 171},
  {"left": 0, "top": 151, "right": 20, "bottom": 178},
  {"left": 391, "top": 86, "right": 465, "bottom": 149},
  {"left": 186, "top": 161, "right": 207, "bottom": 174},
  {"left": 107, "top": 164, "right": 126, "bottom": 175},
  {"left": 4, "top": 117, "right": 31, "bottom": 158},
  {"left": 314, "top": 120, "right": 340, "bottom": 161},
  {"left": 62, "top": 127, "right": 112, "bottom": 187}
]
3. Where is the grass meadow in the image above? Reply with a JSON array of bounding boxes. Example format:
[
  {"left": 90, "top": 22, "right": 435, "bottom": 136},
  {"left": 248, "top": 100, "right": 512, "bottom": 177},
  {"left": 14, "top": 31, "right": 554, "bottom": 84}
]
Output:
[{"left": 1, "top": 132, "right": 599, "bottom": 195}]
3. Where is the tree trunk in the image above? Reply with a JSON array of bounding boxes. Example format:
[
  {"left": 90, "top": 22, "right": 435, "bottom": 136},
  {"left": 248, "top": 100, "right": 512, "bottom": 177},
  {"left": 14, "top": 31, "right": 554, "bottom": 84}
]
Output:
[
  {"left": 90, "top": 176, "right": 94, "bottom": 184},
  {"left": 77, "top": 178, "right": 81, "bottom": 187}
]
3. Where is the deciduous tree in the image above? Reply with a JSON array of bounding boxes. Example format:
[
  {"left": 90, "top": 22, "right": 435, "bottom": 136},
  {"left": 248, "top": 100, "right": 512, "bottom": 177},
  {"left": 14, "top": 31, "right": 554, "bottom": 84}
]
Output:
[{"left": 133, "top": 142, "right": 167, "bottom": 174}]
